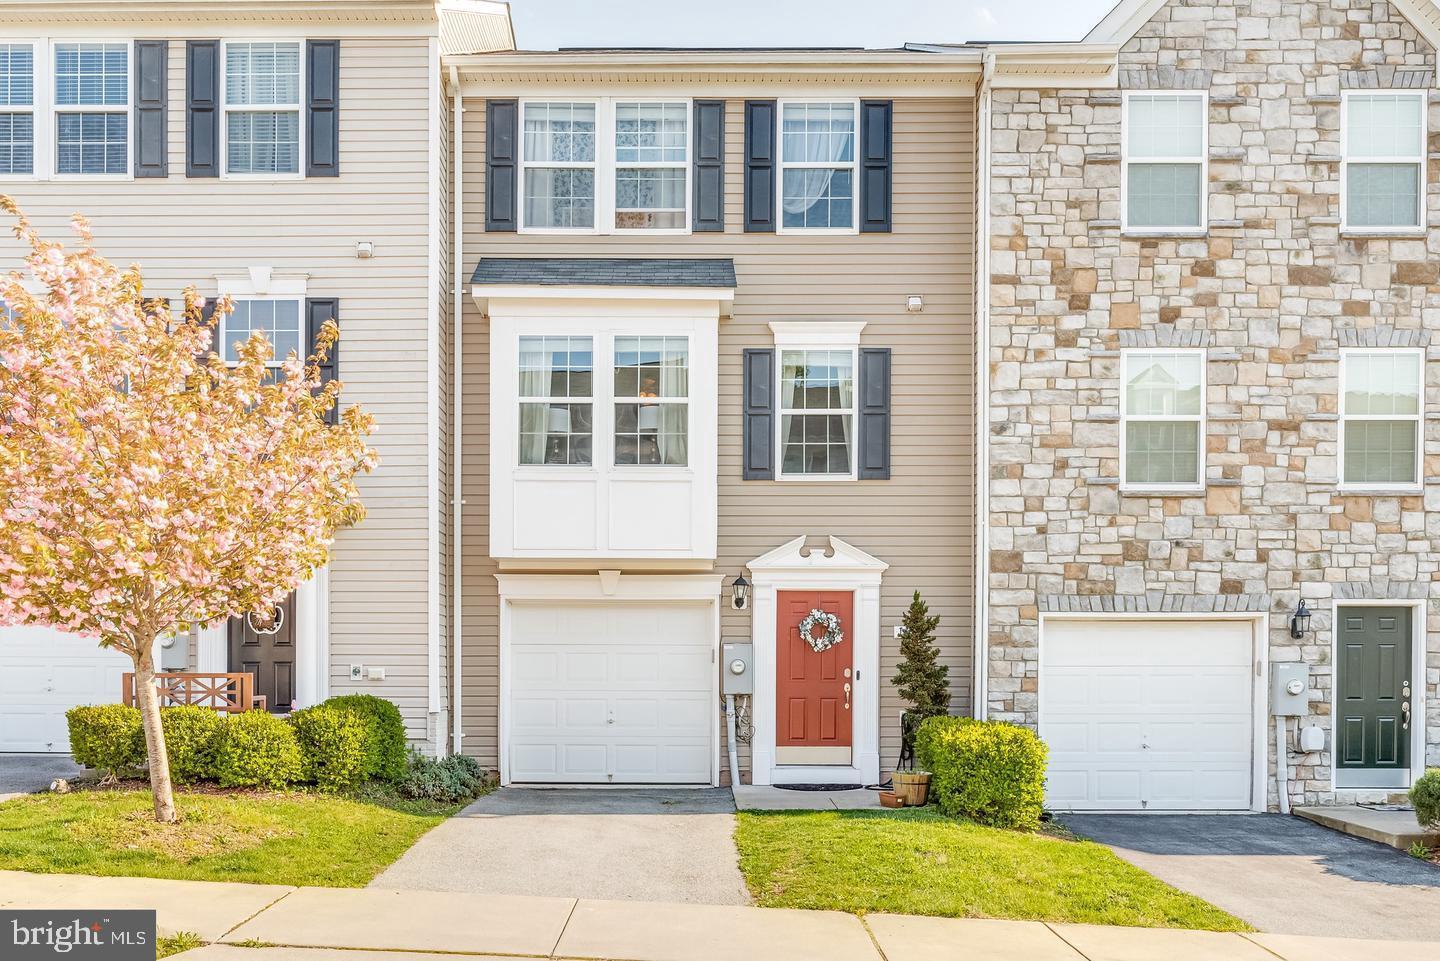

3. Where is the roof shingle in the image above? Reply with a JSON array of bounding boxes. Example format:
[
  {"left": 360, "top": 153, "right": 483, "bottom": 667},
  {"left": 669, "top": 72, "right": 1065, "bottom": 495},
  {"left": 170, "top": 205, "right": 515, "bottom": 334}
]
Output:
[{"left": 471, "top": 257, "right": 737, "bottom": 289}]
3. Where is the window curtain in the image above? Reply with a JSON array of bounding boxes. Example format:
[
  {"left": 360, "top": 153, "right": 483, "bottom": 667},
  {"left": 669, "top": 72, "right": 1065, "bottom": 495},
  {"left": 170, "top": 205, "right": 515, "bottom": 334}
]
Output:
[{"left": 781, "top": 119, "right": 851, "bottom": 218}]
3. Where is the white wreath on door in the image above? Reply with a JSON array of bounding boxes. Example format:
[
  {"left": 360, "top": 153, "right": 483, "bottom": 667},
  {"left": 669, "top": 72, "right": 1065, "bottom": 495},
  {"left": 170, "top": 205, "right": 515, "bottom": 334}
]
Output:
[{"left": 798, "top": 608, "right": 844, "bottom": 653}]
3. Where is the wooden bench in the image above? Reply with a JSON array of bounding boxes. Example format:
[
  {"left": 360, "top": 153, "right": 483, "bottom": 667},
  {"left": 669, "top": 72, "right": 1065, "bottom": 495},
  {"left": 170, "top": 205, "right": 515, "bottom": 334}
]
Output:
[{"left": 122, "top": 672, "right": 266, "bottom": 713}]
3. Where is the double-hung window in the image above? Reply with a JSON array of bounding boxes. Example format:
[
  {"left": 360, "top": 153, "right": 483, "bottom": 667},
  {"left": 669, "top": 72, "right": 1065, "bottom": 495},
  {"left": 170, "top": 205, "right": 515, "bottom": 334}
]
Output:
[
  {"left": 779, "top": 349, "right": 856, "bottom": 477},
  {"left": 221, "top": 298, "right": 303, "bottom": 375},
  {"left": 614, "top": 101, "right": 688, "bottom": 230},
  {"left": 1120, "top": 350, "right": 1205, "bottom": 489},
  {"left": 614, "top": 336, "right": 688, "bottom": 465},
  {"left": 53, "top": 42, "right": 128, "bottom": 176},
  {"left": 518, "top": 335, "right": 594, "bottom": 465},
  {"left": 223, "top": 41, "right": 302, "bottom": 176},
  {"left": 0, "top": 43, "right": 34, "bottom": 175},
  {"left": 778, "top": 101, "right": 857, "bottom": 231},
  {"left": 1340, "top": 349, "right": 1424, "bottom": 489},
  {"left": 1123, "top": 92, "right": 1206, "bottom": 231},
  {"left": 1343, "top": 92, "right": 1425, "bottom": 231},
  {"left": 522, "top": 102, "right": 598, "bottom": 230}
]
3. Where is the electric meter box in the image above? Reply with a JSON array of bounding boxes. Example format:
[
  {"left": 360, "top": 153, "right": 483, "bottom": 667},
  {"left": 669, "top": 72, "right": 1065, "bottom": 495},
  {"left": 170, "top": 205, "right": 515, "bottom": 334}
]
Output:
[
  {"left": 722, "top": 641, "right": 753, "bottom": 695},
  {"left": 1271, "top": 662, "right": 1310, "bottom": 716}
]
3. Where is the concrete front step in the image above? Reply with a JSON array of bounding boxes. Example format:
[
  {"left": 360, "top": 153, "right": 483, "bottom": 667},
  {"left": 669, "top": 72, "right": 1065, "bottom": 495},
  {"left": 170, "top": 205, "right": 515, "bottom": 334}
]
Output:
[{"left": 1294, "top": 805, "right": 1439, "bottom": 851}]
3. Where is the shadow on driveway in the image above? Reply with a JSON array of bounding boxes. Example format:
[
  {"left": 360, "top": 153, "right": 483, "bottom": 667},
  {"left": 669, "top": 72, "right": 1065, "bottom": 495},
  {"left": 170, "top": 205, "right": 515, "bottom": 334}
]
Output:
[{"left": 1062, "top": 813, "right": 1440, "bottom": 940}]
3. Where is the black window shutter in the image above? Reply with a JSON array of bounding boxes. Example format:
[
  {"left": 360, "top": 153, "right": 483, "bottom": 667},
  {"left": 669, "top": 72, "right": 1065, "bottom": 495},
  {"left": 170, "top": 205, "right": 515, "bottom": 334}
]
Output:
[
  {"left": 197, "top": 299, "right": 218, "bottom": 365},
  {"left": 185, "top": 40, "right": 219, "bottom": 177},
  {"left": 743, "top": 348, "right": 775, "bottom": 480},
  {"left": 859, "top": 100, "right": 893, "bottom": 233},
  {"left": 306, "top": 40, "right": 340, "bottom": 177},
  {"left": 486, "top": 99, "right": 518, "bottom": 232},
  {"left": 692, "top": 99, "right": 725, "bottom": 232},
  {"left": 306, "top": 298, "right": 340, "bottom": 424},
  {"left": 134, "top": 40, "right": 167, "bottom": 178},
  {"left": 743, "top": 100, "right": 776, "bottom": 232},
  {"left": 857, "top": 347, "right": 891, "bottom": 479}
]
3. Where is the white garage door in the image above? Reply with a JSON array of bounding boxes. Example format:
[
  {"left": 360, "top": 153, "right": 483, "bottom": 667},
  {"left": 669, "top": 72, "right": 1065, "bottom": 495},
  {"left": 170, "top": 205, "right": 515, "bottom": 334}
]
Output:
[
  {"left": 508, "top": 601, "right": 712, "bottom": 784},
  {"left": 0, "top": 626, "right": 130, "bottom": 753},
  {"left": 1041, "top": 618, "right": 1254, "bottom": 811}
]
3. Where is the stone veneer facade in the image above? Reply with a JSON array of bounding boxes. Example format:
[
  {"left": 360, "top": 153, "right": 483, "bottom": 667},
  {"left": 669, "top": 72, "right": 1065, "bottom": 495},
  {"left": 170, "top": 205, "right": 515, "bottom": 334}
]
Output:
[{"left": 987, "top": 0, "right": 1440, "bottom": 806}]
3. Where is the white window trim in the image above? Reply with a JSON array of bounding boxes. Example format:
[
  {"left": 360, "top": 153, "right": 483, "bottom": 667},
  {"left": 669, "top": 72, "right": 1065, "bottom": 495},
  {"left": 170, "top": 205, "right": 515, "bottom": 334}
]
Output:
[
  {"left": 516, "top": 333, "right": 596, "bottom": 469},
  {"left": 517, "top": 97, "right": 694, "bottom": 236},
  {"left": 1118, "top": 347, "right": 1207, "bottom": 493},
  {"left": 49, "top": 38, "right": 132, "bottom": 181},
  {"left": 1338, "top": 347, "right": 1425, "bottom": 493},
  {"left": 775, "top": 348, "right": 859, "bottom": 483},
  {"left": 0, "top": 40, "right": 39, "bottom": 180},
  {"left": 1340, "top": 89, "right": 1427, "bottom": 235},
  {"left": 1120, "top": 89, "right": 1208, "bottom": 234},
  {"left": 217, "top": 295, "right": 305, "bottom": 369},
  {"left": 775, "top": 97, "right": 861, "bottom": 236},
  {"left": 612, "top": 333, "right": 691, "bottom": 469},
  {"left": 220, "top": 38, "right": 305, "bottom": 181}
]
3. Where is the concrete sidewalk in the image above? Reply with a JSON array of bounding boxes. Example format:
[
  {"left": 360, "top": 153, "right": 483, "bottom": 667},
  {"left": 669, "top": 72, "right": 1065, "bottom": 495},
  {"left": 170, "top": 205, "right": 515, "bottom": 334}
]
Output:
[{"left": 2, "top": 870, "right": 1437, "bottom": 961}]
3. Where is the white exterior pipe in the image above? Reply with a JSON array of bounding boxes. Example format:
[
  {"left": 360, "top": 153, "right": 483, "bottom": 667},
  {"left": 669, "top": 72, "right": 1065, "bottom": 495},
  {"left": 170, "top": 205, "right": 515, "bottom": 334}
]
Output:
[
  {"left": 450, "top": 63, "right": 466, "bottom": 757},
  {"left": 973, "top": 50, "right": 995, "bottom": 720},
  {"left": 725, "top": 694, "right": 741, "bottom": 789},
  {"left": 1275, "top": 716, "right": 1290, "bottom": 815}
]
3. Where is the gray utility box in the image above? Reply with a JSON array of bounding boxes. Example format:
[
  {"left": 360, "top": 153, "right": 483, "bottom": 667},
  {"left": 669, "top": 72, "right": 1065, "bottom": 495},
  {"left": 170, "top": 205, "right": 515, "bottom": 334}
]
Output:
[
  {"left": 1271, "top": 662, "right": 1310, "bottom": 716},
  {"left": 722, "top": 641, "right": 753, "bottom": 695}
]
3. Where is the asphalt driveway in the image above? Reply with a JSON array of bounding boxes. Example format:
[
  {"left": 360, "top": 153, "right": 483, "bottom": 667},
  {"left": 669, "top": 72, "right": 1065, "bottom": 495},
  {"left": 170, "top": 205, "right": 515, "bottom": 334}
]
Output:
[
  {"left": 372, "top": 787, "right": 750, "bottom": 905},
  {"left": 1062, "top": 813, "right": 1440, "bottom": 940},
  {"left": 0, "top": 754, "right": 84, "bottom": 803}
]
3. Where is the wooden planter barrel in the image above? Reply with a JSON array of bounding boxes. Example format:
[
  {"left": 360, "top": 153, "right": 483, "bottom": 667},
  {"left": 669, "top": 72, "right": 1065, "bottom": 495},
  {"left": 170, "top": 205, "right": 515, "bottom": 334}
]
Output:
[{"left": 892, "top": 770, "right": 931, "bottom": 807}]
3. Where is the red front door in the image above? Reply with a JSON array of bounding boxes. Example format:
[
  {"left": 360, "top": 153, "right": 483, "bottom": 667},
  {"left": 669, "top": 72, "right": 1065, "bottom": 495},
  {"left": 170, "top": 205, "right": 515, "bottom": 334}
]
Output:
[{"left": 776, "top": 590, "right": 854, "bottom": 764}]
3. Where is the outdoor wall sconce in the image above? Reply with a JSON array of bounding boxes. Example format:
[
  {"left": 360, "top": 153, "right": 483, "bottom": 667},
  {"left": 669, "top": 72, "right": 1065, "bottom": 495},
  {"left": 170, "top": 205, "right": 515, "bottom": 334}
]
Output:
[
  {"left": 731, "top": 574, "right": 751, "bottom": 611},
  {"left": 1289, "top": 599, "right": 1312, "bottom": 640}
]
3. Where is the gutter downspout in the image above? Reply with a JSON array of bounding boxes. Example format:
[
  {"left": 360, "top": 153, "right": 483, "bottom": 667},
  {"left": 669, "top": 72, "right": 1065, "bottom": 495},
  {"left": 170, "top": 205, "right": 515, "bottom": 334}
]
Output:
[
  {"left": 450, "top": 64, "right": 466, "bottom": 757},
  {"left": 974, "top": 50, "right": 994, "bottom": 721}
]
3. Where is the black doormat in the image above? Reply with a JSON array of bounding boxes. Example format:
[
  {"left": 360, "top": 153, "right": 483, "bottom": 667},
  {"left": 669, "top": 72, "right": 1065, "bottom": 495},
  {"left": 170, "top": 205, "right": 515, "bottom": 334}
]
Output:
[{"left": 773, "top": 783, "right": 863, "bottom": 792}]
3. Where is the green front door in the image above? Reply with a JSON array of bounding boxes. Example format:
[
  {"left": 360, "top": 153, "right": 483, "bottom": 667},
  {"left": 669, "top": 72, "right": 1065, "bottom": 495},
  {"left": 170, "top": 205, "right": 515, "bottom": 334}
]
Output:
[{"left": 1336, "top": 606, "right": 1412, "bottom": 777}]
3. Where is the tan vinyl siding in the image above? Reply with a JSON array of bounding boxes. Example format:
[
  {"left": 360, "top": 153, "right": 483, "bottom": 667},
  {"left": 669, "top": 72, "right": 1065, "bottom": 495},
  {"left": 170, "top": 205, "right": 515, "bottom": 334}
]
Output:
[
  {"left": 0, "top": 31, "right": 439, "bottom": 740},
  {"left": 458, "top": 97, "right": 976, "bottom": 774}
]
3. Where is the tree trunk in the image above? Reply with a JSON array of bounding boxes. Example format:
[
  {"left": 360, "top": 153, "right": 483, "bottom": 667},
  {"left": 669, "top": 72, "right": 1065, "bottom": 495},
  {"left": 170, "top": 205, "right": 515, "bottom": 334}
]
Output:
[{"left": 133, "top": 646, "right": 177, "bottom": 823}]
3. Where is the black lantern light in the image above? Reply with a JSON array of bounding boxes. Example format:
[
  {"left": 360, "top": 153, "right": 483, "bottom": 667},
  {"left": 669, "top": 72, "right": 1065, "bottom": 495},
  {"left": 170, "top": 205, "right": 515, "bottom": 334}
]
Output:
[
  {"left": 1289, "top": 599, "right": 1312, "bottom": 639},
  {"left": 731, "top": 574, "right": 751, "bottom": 611}
]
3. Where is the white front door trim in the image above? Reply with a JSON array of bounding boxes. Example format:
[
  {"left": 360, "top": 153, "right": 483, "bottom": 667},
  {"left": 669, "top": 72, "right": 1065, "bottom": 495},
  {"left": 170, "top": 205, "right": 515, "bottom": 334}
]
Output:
[
  {"left": 746, "top": 535, "right": 887, "bottom": 787},
  {"left": 1038, "top": 611, "right": 1269, "bottom": 813},
  {"left": 1329, "top": 598, "right": 1427, "bottom": 792},
  {"left": 495, "top": 572, "right": 724, "bottom": 787},
  {"left": 197, "top": 566, "right": 329, "bottom": 710}
]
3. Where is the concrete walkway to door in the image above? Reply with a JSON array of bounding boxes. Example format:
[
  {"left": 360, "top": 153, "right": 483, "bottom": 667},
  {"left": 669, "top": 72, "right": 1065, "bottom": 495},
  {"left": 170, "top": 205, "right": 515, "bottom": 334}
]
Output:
[{"left": 371, "top": 788, "right": 750, "bottom": 905}]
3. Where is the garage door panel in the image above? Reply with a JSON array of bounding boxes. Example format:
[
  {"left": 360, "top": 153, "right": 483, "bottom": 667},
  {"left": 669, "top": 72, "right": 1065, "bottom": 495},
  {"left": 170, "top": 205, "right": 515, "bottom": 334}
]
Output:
[{"left": 0, "top": 626, "right": 131, "bottom": 753}]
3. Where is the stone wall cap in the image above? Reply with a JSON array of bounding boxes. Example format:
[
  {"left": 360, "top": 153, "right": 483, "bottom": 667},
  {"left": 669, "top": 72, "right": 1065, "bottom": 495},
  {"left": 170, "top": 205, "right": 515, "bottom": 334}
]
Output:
[{"left": 1088, "top": 476, "right": 1120, "bottom": 486}]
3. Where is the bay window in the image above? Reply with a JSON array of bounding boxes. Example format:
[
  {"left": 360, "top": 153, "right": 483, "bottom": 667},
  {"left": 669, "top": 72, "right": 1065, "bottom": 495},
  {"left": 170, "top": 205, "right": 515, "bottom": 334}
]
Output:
[
  {"left": 54, "top": 41, "right": 128, "bottom": 176},
  {"left": 1121, "top": 350, "right": 1205, "bottom": 489},
  {"left": 1343, "top": 92, "right": 1425, "bottom": 231},
  {"left": 224, "top": 41, "right": 302, "bottom": 176},
  {"left": 518, "top": 335, "right": 594, "bottom": 466},
  {"left": 1123, "top": 92, "right": 1206, "bottom": 231},
  {"left": 0, "top": 43, "right": 34, "bottom": 175},
  {"left": 778, "top": 101, "right": 857, "bottom": 231},
  {"left": 779, "top": 349, "right": 856, "bottom": 477},
  {"left": 1340, "top": 349, "right": 1423, "bottom": 488},
  {"left": 614, "top": 335, "right": 688, "bottom": 466}
]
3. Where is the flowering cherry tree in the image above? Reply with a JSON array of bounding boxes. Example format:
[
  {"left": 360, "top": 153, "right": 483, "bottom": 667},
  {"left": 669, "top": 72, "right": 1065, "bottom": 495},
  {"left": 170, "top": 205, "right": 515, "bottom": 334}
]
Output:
[{"left": 0, "top": 200, "right": 376, "bottom": 822}]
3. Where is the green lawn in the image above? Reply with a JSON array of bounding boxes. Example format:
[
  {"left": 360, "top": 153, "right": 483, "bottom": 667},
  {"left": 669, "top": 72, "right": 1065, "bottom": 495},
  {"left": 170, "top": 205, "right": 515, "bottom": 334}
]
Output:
[
  {"left": 0, "top": 786, "right": 457, "bottom": 887},
  {"left": 735, "top": 809, "right": 1248, "bottom": 931}
]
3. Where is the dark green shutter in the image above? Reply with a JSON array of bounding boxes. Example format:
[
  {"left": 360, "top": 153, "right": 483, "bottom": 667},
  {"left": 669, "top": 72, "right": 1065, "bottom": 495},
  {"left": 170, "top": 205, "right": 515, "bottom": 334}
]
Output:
[
  {"left": 134, "top": 40, "right": 168, "bottom": 178},
  {"left": 743, "top": 348, "right": 775, "bottom": 479},
  {"left": 185, "top": 40, "right": 219, "bottom": 177},
  {"left": 486, "top": 99, "right": 518, "bottom": 232},
  {"left": 692, "top": 99, "right": 725, "bottom": 232},
  {"left": 859, "top": 100, "right": 892, "bottom": 233},
  {"left": 857, "top": 347, "right": 891, "bottom": 479},
  {"left": 306, "top": 298, "right": 340, "bottom": 424},
  {"left": 743, "top": 100, "right": 776, "bottom": 232},
  {"left": 306, "top": 40, "right": 340, "bottom": 177}
]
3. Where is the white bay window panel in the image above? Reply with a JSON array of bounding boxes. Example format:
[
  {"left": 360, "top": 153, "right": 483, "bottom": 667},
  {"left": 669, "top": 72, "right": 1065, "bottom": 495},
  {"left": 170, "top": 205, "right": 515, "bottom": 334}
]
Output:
[
  {"left": 614, "top": 101, "right": 688, "bottom": 230},
  {"left": 224, "top": 42, "right": 301, "bottom": 176},
  {"left": 0, "top": 43, "right": 35, "bottom": 175},
  {"left": 53, "top": 42, "right": 128, "bottom": 176},
  {"left": 1121, "top": 350, "right": 1205, "bottom": 489},
  {"left": 522, "top": 101, "right": 597, "bottom": 230},
  {"left": 519, "top": 335, "right": 594, "bottom": 466},
  {"left": 1341, "top": 349, "right": 1423, "bottom": 488},
  {"left": 780, "top": 349, "right": 856, "bottom": 477},
  {"left": 614, "top": 335, "right": 688, "bottom": 466},
  {"left": 779, "top": 102, "right": 857, "bottom": 231},
  {"left": 1123, "top": 92, "right": 1206, "bottom": 231},
  {"left": 1344, "top": 92, "right": 1425, "bottom": 231}
]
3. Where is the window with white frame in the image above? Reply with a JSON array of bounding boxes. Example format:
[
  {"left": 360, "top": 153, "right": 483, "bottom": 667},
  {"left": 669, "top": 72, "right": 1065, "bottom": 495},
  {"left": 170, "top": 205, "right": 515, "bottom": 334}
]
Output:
[
  {"left": 0, "top": 43, "right": 34, "bottom": 175},
  {"left": 614, "top": 335, "right": 688, "bottom": 465},
  {"left": 779, "top": 349, "right": 855, "bottom": 476},
  {"left": 614, "top": 101, "right": 688, "bottom": 230},
  {"left": 779, "top": 101, "right": 857, "bottom": 231},
  {"left": 1343, "top": 92, "right": 1425, "bottom": 231},
  {"left": 1123, "top": 92, "right": 1206, "bottom": 231},
  {"left": 1121, "top": 350, "right": 1205, "bottom": 488},
  {"left": 221, "top": 298, "right": 303, "bottom": 367},
  {"left": 53, "top": 42, "right": 128, "bottom": 175},
  {"left": 1341, "top": 349, "right": 1423, "bottom": 487},
  {"left": 224, "top": 41, "right": 302, "bottom": 175},
  {"left": 518, "top": 335, "right": 594, "bottom": 465},
  {"left": 522, "top": 101, "right": 597, "bottom": 230}
]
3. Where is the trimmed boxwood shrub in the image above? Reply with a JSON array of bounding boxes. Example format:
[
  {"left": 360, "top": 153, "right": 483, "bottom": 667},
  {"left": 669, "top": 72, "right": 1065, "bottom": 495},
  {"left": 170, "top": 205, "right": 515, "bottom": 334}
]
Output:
[
  {"left": 159, "top": 705, "right": 226, "bottom": 784},
  {"left": 67, "top": 704, "right": 145, "bottom": 776},
  {"left": 214, "top": 710, "right": 304, "bottom": 789},
  {"left": 1412, "top": 769, "right": 1440, "bottom": 830},
  {"left": 914, "top": 715, "right": 1047, "bottom": 830},
  {"left": 398, "top": 753, "right": 488, "bottom": 804},
  {"left": 290, "top": 703, "right": 370, "bottom": 791},
  {"left": 321, "top": 694, "right": 407, "bottom": 782}
]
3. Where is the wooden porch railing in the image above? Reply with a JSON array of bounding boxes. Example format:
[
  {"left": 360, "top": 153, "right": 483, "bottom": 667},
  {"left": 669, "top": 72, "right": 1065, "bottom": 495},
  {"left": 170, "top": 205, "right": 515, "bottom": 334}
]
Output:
[{"left": 121, "top": 672, "right": 267, "bottom": 713}]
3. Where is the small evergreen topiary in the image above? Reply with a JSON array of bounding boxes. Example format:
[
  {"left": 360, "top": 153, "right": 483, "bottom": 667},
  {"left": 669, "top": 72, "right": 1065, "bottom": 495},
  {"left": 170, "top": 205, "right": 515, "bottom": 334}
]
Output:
[
  {"left": 214, "top": 710, "right": 304, "bottom": 789},
  {"left": 159, "top": 706, "right": 226, "bottom": 784},
  {"left": 1412, "top": 768, "right": 1440, "bottom": 830},
  {"left": 397, "top": 752, "right": 489, "bottom": 804},
  {"left": 67, "top": 704, "right": 145, "bottom": 777},
  {"left": 892, "top": 590, "right": 949, "bottom": 716}
]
